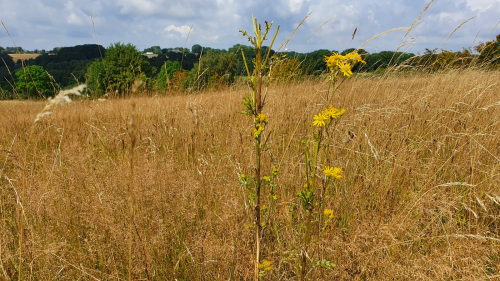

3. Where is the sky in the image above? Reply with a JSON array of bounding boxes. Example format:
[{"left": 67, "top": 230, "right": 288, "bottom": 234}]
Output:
[{"left": 0, "top": 0, "right": 499, "bottom": 54}]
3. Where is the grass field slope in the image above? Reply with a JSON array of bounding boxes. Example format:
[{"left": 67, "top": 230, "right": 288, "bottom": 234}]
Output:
[{"left": 1, "top": 69, "right": 500, "bottom": 280}]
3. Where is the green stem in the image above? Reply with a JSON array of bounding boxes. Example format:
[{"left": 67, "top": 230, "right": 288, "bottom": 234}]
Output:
[
  {"left": 254, "top": 39, "right": 263, "bottom": 281},
  {"left": 300, "top": 131, "right": 322, "bottom": 281},
  {"left": 255, "top": 137, "right": 262, "bottom": 281}
]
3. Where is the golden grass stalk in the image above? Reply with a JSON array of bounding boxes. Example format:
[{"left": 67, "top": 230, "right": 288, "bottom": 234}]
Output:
[
  {"left": 127, "top": 80, "right": 141, "bottom": 280},
  {"left": 34, "top": 84, "right": 87, "bottom": 123},
  {"left": 127, "top": 102, "right": 137, "bottom": 281},
  {"left": 16, "top": 84, "right": 86, "bottom": 281}
]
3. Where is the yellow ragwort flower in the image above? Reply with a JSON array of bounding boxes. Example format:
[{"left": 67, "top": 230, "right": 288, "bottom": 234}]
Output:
[
  {"left": 337, "top": 62, "right": 353, "bottom": 77},
  {"left": 313, "top": 113, "right": 327, "bottom": 127},
  {"left": 272, "top": 167, "right": 279, "bottom": 176},
  {"left": 323, "top": 106, "right": 346, "bottom": 119},
  {"left": 324, "top": 52, "right": 345, "bottom": 69},
  {"left": 323, "top": 166, "right": 343, "bottom": 179},
  {"left": 255, "top": 113, "right": 269, "bottom": 123},
  {"left": 324, "top": 209, "right": 334, "bottom": 219},
  {"left": 345, "top": 52, "right": 366, "bottom": 64},
  {"left": 260, "top": 260, "right": 272, "bottom": 269},
  {"left": 263, "top": 176, "right": 270, "bottom": 182},
  {"left": 253, "top": 125, "right": 264, "bottom": 137}
]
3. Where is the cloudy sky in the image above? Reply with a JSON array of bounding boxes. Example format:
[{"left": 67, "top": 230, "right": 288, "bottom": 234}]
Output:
[{"left": 0, "top": 0, "right": 499, "bottom": 54}]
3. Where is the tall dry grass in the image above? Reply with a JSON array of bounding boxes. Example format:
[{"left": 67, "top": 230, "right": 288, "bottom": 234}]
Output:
[{"left": 1, "top": 70, "right": 500, "bottom": 280}]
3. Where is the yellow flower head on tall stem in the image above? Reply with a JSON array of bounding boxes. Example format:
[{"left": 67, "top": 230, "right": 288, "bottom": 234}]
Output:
[
  {"left": 323, "top": 106, "right": 346, "bottom": 119},
  {"left": 313, "top": 113, "right": 328, "bottom": 127},
  {"left": 255, "top": 113, "right": 268, "bottom": 124},
  {"left": 323, "top": 166, "right": 343, "bottom": 179},
  {"left": 324, "top": 52, "right": 345, "bottom": 69},
  {"left": 346, "top": 52, "right": 366, "bottom": 64},
  {"left": 338, "top": 62, "right": 353, "bottom": 77},
  {"left": 272, "top": 167, "right": 279, "bottom": 176},
  {"left": 253, "top": 125, "right": 264, "bottom": 137}
]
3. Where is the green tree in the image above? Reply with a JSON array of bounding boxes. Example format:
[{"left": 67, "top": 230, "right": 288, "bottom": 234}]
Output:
[
  {"left": 85, "top": 60, "right": 107, "bottom": 97},
  {"left": 15, "top": 65, "right": 52, "bottom": 99},
  {"left": 157, "top": 61, "right": 181, "bottom": 91},
  {"left": 475, "top": 34, "right": 500, "bottom": 66},
  {"left": 299, "top": 49, "right": 333, "bottom": 75},
  {"left": 183, "top": 51, "right": 237, "bottom": 91},
  {"left": 51, "top": 47, "right": 64, "bottom": 54},
  {"left": 86, "top": 42, "right": 153, "bottom": 96},
  {"left": 192, "top": 44, "right": 202, "bottom": 54}
]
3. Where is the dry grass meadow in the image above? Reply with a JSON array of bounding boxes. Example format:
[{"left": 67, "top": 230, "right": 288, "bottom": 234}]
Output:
[{"left": 2, "top": 70, "right": 500, "bottom": 280}]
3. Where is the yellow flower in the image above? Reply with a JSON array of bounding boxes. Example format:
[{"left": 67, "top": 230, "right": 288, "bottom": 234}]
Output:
[
  {"left": 345, "top": 52, "right": 366, "bottom": 64},
  {"left": 345, "top": 52, "right": 357, "bottom": 59},
  {"left": 338, "top": 62, "right": 353, "bottom": 77},
  {"left": 324, "top": 209, "right": 334, "bottom": 219},
  {"left": 272, "top": 168, "right": 279, "bottom": 176},
  {"left": 255, "top": 113, "right": 268, "bottom": 123},
  {"left": 253, "top": 125, "right": 264, "bottom": 137},
  {"left": 324, "top": 52, "right": 345, "bottom": 69},
  {"left": 323, "top": 106, "right": 346, "bottom": 119},
  {"left": 313, "top": 113, "right": 327, "bottom": 127},
  {"left": 263, "top": 176, "right": 270, "bottom": 182},
  {"left": 323, "top": 166, "right": 343, "bottom": 179},
  {"left": 240, "top": 174, "right": 246, "bottom": 180},
  {"left": 258, "top": 259, "right": 272, "bottom": 270}
]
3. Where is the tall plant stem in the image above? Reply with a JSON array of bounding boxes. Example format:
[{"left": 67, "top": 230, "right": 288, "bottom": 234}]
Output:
[
  {"left": 128, "top": 149, "right": 134, "bottom": 281},
  {"left": 254, "top": 138, "right": 262, "bottom": 281},
  {"left": 301, "top": 133, "right": 322, "bottom": 281},
  {"left": 254, "top": 47, "right": 263, "bottom": 281},
  {"left": 255, "top": 46, "right": 262, "bottom": 112}
]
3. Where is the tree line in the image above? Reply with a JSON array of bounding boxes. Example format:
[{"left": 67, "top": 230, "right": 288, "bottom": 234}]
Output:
[{"left": 1, "top": 34, "right": 499, "bottom": 99}]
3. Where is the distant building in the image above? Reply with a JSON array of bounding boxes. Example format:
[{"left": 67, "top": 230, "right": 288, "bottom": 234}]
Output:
[{"left": 144, "top": 53, "right": 158, "bottom": 59}]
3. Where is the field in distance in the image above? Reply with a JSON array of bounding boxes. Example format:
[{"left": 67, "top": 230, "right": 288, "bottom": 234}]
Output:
[{"left": 7, "top": 53, "right": 42, "bottom": 63}]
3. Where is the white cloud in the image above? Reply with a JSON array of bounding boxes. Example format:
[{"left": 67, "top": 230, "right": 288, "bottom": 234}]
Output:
[
  {"left": 67, "top": 13, "right": 84, "bottom": 26},
  {"left": 289, "top": 0, "right": 304, "bottom": 13},
  {"left": 164, "top": 25, "right": 192, "bottom": 38},
  {"left": 463, "top": 0, "right": 497, "bottom": 12},
  {"left": 1, "top": 0, "right": 499, "bottom": 54}
]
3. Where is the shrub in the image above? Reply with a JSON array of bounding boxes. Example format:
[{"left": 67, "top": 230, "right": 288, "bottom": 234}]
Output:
[
  {"left": 157, "top": 61, "right": 181, "bottom": 92},
  {"left": 15, "top": 65, "right": 52, "bottom": 99},
  {"left": 183, "top": 51, "right": 237, "bottom": 91}
]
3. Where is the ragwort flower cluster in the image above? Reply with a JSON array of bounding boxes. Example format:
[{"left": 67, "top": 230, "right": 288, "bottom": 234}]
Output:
[
  {"left": 253, "top": 113, "right": 268, "bottom": 139},
  {"left": 312, "top": 105, "right": 346, "bottom": 128},
  {"left": 324, "top": 51, "right": 366, "bottom": 77}
]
